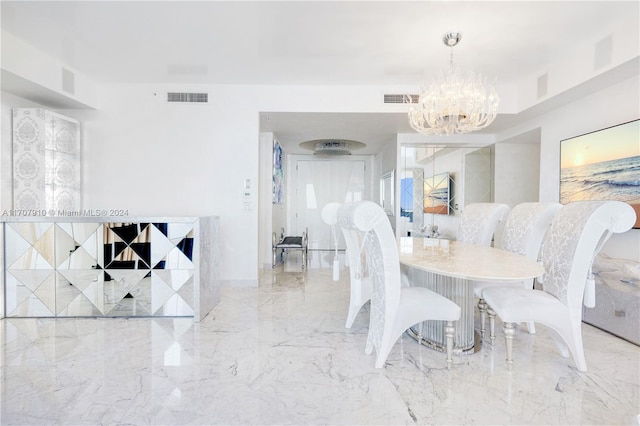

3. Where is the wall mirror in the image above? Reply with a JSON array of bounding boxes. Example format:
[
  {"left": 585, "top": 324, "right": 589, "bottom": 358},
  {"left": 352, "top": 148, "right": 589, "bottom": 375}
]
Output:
[
  {"left": 398, "top": 145, "right": 494, "bottom": 239},
  {"left": 380, "top": 170, "right": 395, "bottom": 215}
]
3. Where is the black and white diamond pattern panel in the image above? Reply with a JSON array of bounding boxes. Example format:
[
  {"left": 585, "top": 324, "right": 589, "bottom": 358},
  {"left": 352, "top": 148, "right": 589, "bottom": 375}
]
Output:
[{"left": 5, "top": 221, "right": 196, "bottom": 317}]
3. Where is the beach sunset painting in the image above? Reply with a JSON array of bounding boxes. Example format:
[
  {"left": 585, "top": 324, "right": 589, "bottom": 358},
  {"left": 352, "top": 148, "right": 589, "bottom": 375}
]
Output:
[
  {"left": 423, "top": 172, "right": 451, "bottom": 215},
  {"left": 560, "top": 119, "right": 640, "bottom": 228}
]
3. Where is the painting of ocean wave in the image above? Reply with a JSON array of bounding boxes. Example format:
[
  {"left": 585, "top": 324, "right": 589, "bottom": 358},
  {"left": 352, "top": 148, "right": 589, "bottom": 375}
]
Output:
[
  {"left": 560, "top": 155, "right": 640, "bottom": 203},
  {"left": 560, "top": 119, "right": 639, "bottom": 228}
]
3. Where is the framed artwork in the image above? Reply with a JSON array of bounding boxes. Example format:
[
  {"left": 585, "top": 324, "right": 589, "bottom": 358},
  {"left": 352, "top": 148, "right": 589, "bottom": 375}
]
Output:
[
  {"left": 560, "top": 119, "right": 640, "bottom": 228},
  {"left": 423, "top": 171, "right": 451, "bottom": 215},
  {"left": 272, "top": 139, "right": 284, "bottom": 204}
]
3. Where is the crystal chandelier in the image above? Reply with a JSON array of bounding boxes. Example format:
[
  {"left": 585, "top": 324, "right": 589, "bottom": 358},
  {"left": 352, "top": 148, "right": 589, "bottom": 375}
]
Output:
[{"left": 407, "top": 32, "right": 499, "bottom": 136}]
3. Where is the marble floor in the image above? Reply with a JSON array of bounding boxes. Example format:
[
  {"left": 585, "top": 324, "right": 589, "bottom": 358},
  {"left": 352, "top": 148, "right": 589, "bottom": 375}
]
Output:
[{"left": 1, "top": 257, "right": 639, "bottom": 425}]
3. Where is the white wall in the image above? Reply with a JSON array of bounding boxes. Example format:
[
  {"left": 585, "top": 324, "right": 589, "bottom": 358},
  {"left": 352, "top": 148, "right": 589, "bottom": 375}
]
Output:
[
  {"left": 494, "top": 142, "right": 540, "bottom": 206},
  {"left": 62, "top": 84, "right": 260, "bottom": 286},
  {"left": 463, "top": 147, "right": 494, "bottom": 205}
]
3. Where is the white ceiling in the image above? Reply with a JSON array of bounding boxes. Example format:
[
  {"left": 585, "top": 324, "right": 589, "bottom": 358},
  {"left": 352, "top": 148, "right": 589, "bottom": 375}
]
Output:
[{"left": 2, "top": 1, "right": 638, "bottom": 154}]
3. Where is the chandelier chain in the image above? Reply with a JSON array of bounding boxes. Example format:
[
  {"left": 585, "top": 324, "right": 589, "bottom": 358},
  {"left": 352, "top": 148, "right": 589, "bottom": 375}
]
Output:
[{"left": 449, "top": 46, "right": 454, "bottom": 70}]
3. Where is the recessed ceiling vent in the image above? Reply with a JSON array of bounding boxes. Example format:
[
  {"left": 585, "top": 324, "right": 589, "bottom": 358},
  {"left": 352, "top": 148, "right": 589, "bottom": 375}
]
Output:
[
  {"left": 167, "top": 92, "right": 208, "bottom": 103},
  {"left": 62, "top": 68, "right": 75, "bottom": 95},
  {"left": 537, "top": 73, "right": 548, "bottom": 99},
  {"left": 384, "top": 94, "right": 418, "bottom": 104},
  {"left": 594, "top": 34, "right": 613, "bottom": 70}
]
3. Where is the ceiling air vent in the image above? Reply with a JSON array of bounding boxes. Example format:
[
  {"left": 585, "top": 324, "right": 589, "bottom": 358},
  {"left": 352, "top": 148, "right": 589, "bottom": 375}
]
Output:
[
  {"left": 62, "top": 68, "right": 75, "bottom": 95},
  {"left": 537, "top": 73, "right": 548, "bottom": 99},
  {"left": 167, "top": 92, "right": 208, "bottom": 103},
  {"left": 384, "top": 94, "right": 418, "bottom": 104}
]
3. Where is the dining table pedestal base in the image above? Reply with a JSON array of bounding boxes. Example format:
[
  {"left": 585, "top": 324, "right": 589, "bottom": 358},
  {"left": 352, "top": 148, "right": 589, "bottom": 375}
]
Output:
[{"left": 402, "top": 266, "right": 479, "bottom": 353}]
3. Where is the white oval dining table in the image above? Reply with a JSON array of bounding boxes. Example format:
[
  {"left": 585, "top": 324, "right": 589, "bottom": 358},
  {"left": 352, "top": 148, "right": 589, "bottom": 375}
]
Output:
[{"left": 397, "top": 237, "right": 544, "bottom": 353}]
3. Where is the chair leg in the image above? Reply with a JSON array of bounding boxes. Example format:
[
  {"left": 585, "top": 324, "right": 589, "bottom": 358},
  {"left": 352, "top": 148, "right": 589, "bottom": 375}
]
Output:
[
  {"left": 445, "top": 321, "right": 455, "bottom": 369},
  {"left": 548, "top": 329, "right": 570, "bottom": 358},
  {"left": 374, "top": 338, "right": 396, "bottom": 369},
  {"left": 525, "top": 321, "right": 536, "bottom": 334},
  {"left": 503, "top": 322, "right": 516, "bottom": 370},
  {"left": 488, "top": 308, "right": 496, "bottom": 343},
  {"left": 374, "top": 323, "right": 412, "bottom": 368},
  {"left": 345, "top": 299, "right": 365, "bottom": 329},
  {"left": 568, "top": 322, "right": 587, "bottom": 372},
  {"left": 548, "top": 324, "right": 587, "bottom": 372},
  {"left": 365, "top": 316, "right": 375, "bottom": 355},
  {"left": 477, "top": 298, "right": 487, "bottom": 337}
]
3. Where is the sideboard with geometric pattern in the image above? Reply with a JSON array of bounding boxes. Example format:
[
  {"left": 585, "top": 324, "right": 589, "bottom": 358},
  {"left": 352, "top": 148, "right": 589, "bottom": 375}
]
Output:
[{"left": 1, "top": 216, "right": 220, "bottom": 321}]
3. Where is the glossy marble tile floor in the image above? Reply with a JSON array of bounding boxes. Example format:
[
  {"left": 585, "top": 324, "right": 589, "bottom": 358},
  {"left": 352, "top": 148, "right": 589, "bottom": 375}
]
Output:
[{"left": 1, "top": 256, "right": 639, "bottom": 425}]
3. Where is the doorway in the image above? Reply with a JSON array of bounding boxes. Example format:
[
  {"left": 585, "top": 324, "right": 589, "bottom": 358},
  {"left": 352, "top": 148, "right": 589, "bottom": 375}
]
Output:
[{"left": 294, "top": 159, "right": 366, "bottom": 266}]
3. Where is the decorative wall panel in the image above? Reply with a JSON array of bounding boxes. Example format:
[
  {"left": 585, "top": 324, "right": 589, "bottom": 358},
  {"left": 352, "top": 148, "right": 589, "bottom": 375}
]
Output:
[{"left": 13, "top": 108, "right": 80, "bottom": 212}]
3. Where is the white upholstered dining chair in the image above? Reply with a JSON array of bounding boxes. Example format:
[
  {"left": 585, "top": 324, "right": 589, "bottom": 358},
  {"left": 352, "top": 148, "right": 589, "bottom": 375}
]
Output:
[
  {"left": 475, "top": 202, "right": 563, "bottom": 337},
  {"left": 483, "top": 201, "right": 636, "bottom": 372},
  {"left": 322, "top": 202, "right": 372, "bottom": 328},
  {"left": 457, "top": 203, "right": 511, "bottom": 246},
  {"left": 337, "top": 201, "right": 461, "bottom": 369}
]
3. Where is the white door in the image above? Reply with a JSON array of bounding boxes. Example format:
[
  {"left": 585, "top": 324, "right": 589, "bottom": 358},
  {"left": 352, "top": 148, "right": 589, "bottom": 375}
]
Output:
[{"left": 295, "top": 160, "right": 365, "bottom": 257}]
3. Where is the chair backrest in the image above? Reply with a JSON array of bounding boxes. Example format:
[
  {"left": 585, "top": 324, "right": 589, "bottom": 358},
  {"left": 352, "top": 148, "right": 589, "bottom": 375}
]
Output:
[
  {"left": 497, "top": 202, "right": 563, "bottom": 260},
  {"left": 457, "top": 203, "right": 511, "bottom": 246},
  {"left": 342, "top": 226, "right": 365, "bottom": 280},
  {"left": 322, "top": 202, "right": 366, "bottom": 286},
  {"left": 540, "top": 201, "right": 636, "bottom": 316},
  {"left": 337, "top": 201, "right": 400, "bottom": 351},
  {"left": 321, "top": 203, "right": 341, "bottom": 227}
]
